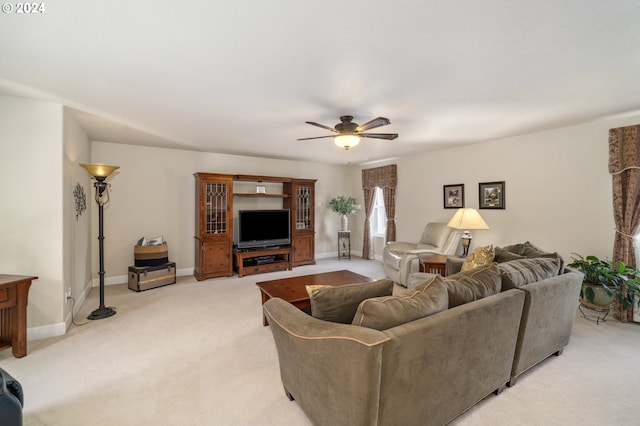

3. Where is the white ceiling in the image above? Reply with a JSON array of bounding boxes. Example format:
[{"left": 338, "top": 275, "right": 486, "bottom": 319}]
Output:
[{"left": 1, "top": 1, "right": 640, "bottom": 165}]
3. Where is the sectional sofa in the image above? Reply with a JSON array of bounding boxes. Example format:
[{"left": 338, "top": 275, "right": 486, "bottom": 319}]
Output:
[{"left": 263, "top": 242, "right": 583, "bottom": 426}]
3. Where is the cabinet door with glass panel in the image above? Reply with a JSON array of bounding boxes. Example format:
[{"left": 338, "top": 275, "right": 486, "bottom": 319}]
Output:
[
  {"left": 194, "top": 173, "right": 233, "bottom": 280},
  {"left": 284, "top": 179, "right": 316, "bottom": 267}
]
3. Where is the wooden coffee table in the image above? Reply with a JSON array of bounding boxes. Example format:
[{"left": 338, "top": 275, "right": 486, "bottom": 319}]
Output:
[{"left": 255, "top": 270, "right": 373, "bottom": 325}]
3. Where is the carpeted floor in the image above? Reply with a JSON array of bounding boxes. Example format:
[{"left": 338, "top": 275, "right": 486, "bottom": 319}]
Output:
[{"left": 1, "top": 257, "right": 639, "bottom": 425}]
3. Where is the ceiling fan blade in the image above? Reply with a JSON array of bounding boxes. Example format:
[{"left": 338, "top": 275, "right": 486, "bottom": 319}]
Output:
[
  {"left": 356, "top": 117, "right": 391, "bottom": 132},
  {"left": 305, "top": 121, "right": 339, "bottom": 133},
  {"left": 360, "top": 133, "right": 398, "bottom": 140},
  {"left": 297, "top": 135, "right": 336, "bottom": 141}
]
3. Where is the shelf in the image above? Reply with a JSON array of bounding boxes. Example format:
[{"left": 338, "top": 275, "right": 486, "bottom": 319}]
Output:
[
  {"left": 234, "top": 174, "right": 292, "bottom": 183},
  {"left": 233, "top": 193, "right": 289, "bottom": 198},
  {"left": 233, "top": 247, "right": 292, "bottom": 277}
]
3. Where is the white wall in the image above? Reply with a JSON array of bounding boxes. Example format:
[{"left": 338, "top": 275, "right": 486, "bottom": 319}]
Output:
[
  {"left": 352, "top": 113, "right": 640, "bottom": 262},
  {"left": 0, "top": 95, "right": 65, "bottom": 334},
  {"left": 63, "top": 109, "right": 92, "bottom": 324},
  {"left": 89, "top": 142, "right": 351, "bottom": 282}
]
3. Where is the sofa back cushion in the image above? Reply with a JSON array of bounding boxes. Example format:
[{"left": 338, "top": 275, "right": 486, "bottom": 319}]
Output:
[
  {"left": 521, "top": 241, "right": 565, "bottom": 271},
  {"left": 352, "top": 276, "right": 448, "bottom": 330},
  {"left": 310, "top": 279, "right": 394, "bottom": 323},
  {"left": 498, "top": 257, "right": 562, "bottom": 289},
  {"left": 443, "top": 262, "right": 502, "bottom": 307},
  {"left": 494, "top": 247, "right": 525, "bottom": 263}
]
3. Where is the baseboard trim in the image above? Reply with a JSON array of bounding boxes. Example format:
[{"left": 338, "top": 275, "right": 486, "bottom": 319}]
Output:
[{"left": 28, "top": 321, "right": 66, "bottom": 341}]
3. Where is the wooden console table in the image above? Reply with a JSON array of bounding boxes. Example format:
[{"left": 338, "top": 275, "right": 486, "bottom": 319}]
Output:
[
  {"left": 0, "top": 274, "right": 37, "bottom": 358},
  {"left": 234, "top": 247, "right": 292, "bottom": 277}
]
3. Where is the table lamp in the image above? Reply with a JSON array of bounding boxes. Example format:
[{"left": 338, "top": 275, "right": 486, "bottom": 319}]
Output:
[{"left": 447, "top": 208, "right": 490, "bottom": 256}]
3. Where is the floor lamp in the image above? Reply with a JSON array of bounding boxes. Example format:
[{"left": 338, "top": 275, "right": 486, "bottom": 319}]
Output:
[
  {"left": 446, "top": 208, "right": 490, "bottom": 256},
  {"left": 80, "top": 163, "right": 120, "bottom": 320}
]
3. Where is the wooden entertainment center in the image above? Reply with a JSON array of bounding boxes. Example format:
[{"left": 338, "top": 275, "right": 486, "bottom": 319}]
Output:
[{"left": 194, "top": 173, "right": 316, "bottom": 281}]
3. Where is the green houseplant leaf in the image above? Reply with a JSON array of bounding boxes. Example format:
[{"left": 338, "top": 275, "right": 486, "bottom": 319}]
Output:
[
  {"left": 328, "top": 196, "right": 359, "bottom": 216},
  {"left": 569, "top": 253, "right": 640, "bottom": 310}
]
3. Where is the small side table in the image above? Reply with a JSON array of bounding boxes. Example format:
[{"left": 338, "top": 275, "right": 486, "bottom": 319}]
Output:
[
  {"left": 578, "top": 302, "right": 610, "bottom": 325},
  {"left": 418, "top": 254, "right": 460, "bottom": 276},
  {"left": 338, "top": 231, "right": 351, "bottom": 260}
]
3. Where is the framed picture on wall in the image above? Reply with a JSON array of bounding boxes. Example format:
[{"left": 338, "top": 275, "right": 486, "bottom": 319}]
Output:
[
  {"left": 479, "top": 181, "right": 505, "bottom": 209},
  {"left": 443, "top": 184, "right": 465, "bottom": 209}
]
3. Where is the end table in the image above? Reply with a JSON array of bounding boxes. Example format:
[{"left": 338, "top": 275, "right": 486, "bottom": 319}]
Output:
[
  {"left": 418, "top": 254, "right": 460, "bottom": 276},
  {"left": 338, "top": 231, "right": 351, "bottom": 260}
]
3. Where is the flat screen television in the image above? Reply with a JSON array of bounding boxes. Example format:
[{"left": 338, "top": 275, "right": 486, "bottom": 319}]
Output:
[{"left": 237, "top": 209, "right": 291, "bottom": 249}]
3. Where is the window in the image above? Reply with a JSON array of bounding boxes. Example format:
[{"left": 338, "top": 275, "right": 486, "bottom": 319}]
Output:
[{"left": 371, "top": 187, "right": 387, "bottom": 237}]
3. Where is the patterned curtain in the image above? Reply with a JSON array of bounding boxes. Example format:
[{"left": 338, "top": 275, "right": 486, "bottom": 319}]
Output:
[
  {"left": 609, "top": 125, "right": 640, "bottom": 322},
  {"left": 382, "top": 187, "right": 396, "bottom": 242},
  {"left": 361, "top": 187, "right": 376, "bottom": 260},
  {"left": 362, "top": 164, "right": 397, "bottom": 259}
]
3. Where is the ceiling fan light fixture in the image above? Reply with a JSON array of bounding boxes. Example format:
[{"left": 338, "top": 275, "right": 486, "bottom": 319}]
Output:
[{"left": 334, "top": 134, "right": 360, "bottom": 150}]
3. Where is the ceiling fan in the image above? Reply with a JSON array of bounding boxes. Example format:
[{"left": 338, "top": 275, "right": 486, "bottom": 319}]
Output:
[{"left": 298, "top": 115, "right": 398, "bottom": 150}]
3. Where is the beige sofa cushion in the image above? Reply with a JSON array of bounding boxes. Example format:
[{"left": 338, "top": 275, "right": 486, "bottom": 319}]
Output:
[
  {"left": 310, "top": 279, "right": 394, "bottom": 324},
  {"left": 352, "top": 276, "right": 448, "bottom": 330},
  {"left": 494, "top": 247, "right": 525, "bottom": 263},
  {"left": 498, "top": 258, "right": 562, "bottom": 289},
  {"left": 521, "top": 241, "right": 565, "bottom": 271},
  {"left": 443, "top": 262, "right": 502, "bottom": 307},
  {"left": 500, "top": 243, "right": 525, "bottom": 255},
  {"left": 495, "top": 241, "right": 564, "bottom": 272}
]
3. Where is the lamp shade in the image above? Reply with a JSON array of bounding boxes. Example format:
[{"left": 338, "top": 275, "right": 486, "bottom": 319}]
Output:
[
  {"left": 334, "top": 134, "right": 360, "bottom": 150},
  {"left": 447, "top": 208, "right": 490, "bottom": 230},
  {"left": 80, "top": 163, "right": 119, "bottom": 178}
]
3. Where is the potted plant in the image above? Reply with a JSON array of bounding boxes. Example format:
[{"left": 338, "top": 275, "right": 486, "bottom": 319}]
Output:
[
  {"left": 568, "top": 254, "right": 640, "bottom": 310},
  {"left": 329, "top": 196, "right": 360, "bottom": 231}
]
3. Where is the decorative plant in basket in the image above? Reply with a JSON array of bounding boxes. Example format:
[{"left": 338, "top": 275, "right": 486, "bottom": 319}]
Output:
[
  {"left": 568, "top": 254, "right": 640, "bottom": 310},
  {"left": 329, "top": 196, "right": 360, "bottom": 231}
]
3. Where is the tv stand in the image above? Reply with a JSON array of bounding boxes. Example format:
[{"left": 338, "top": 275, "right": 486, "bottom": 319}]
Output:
[{"left": 234, "top": 247, "right": 292, "bottom": 278}]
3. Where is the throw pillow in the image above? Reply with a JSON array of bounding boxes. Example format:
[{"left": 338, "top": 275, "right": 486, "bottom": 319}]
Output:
[
  {"left": 310, "top": 279, "right": 394, "bottom": 324},
  {"left": 500, "top": 243, "right": 525, "bottom": 255},
  {"left": 305, "top": 285, "right": 329, "bottom": 298},
  {"left": 521, "top": 241, "right": 565, "bottom": 272},
  {"left": 498, "top": 257, "right": 562, "bottom": 289},
  {"left": 352, "top": 276, "right": 448, "bottom": 330},
  {"left": 494, "top": 247, "right": 525, "bottom": 263},
  {"left": 443, "top": 262, "right": 502, "bottom": 307},
  {"left": 461, "top": 245, "right": 495, "bottom": 271}
]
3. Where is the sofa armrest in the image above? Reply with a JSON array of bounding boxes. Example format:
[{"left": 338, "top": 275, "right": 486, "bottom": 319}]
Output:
[
  {"left": 445, "top": 258, "right": 464, "bottom": 276},
  {"left": 263, "top": 298, "right": 389, "bottom": 425},
  {"left": 385, "top": 241, "right": 418, "bottom": 255},
  {"left": 403, "top": 248, "right": 441, "bottom": 255}
]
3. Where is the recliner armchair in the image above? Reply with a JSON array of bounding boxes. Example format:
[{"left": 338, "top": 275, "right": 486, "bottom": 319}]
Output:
[
  {"left": 383, "top": 222, "right": 461, "bottom": 287},
  {"left": 0, "top": 368, "right": 23, "bottom": 426}
]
